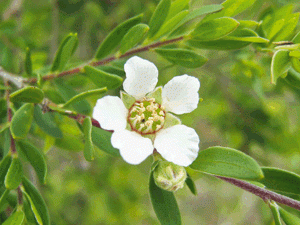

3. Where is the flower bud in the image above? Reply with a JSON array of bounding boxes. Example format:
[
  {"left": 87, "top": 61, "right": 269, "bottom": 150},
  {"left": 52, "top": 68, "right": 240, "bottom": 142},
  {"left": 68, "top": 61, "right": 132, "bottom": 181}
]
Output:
[{"left": 153, "top": 161, "right": 187, "bottom": 192}]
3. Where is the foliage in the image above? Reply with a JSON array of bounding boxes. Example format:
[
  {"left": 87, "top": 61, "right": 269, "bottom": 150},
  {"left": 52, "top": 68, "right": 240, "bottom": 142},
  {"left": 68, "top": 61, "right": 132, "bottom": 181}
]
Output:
[{"left": 1, "top": 0, "right": 300, "bottom": 224}]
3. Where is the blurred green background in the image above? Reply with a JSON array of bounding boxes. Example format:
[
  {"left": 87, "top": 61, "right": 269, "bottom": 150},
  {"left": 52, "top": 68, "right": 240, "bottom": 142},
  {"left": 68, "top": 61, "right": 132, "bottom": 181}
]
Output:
[{"left": 1, "top": 0, "right": 300, "bottom": 224}]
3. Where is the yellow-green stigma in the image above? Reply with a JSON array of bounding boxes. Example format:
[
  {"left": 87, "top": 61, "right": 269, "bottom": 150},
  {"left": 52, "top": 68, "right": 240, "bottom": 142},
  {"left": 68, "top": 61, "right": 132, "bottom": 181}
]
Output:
[{"left": 128, "top": 97, "right": 165, "bottom": 135}]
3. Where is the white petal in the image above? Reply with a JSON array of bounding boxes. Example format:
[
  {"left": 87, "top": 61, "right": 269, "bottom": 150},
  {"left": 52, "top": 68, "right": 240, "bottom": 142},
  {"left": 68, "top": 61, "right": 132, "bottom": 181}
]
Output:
[
  {"left": 123, "top": 56, "right": 158, "bottom": 99},
  {"left": 162, "top": 75, "right": 200, "bottom": 114},
  {"left": 154, "top": 125, "right": 200, "bottom": 166},
  {"left": 111, "top": 129, "right": 154, "bottom": 165},
  {"left": 93, "top": 96, "right": 127, "bottom": 131}
]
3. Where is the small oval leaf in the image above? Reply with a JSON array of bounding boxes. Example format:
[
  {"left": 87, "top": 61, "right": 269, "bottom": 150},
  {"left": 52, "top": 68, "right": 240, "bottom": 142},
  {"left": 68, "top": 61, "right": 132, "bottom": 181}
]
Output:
[
  {"left": 291, "top": 57, "right": 300, "bottom": 73},
  {"left": 153, "top": 10, "right": 189, "bottom": 40},
  {"left": 285, "top": 69, "right": 300, "bottom": 89},
  {"left": 190, "top": 146, "right": 264, "bottom": 180},
  {"left": 22, "top": 177, "right": 50, "bottom": 225},
  {"left": 5, "top": 156, "right": 23, "bottom": 190},
  {"left": 271, "top": 50, "right": 290, "bottom": 84},
  {"left": 3, "top": 210, "right": 24, "bottom": 225},
  {"left": 17, "top": 140, "right": 47, "bottom": 184},
  {"left": 10, "top": 86, "right": 44, "bottom": 103},
  {"left": 185, "top": 174, "right": 197, "bottom": 195},
  {"left": 0, "top": 189, "right": 10, "bottom": 209},
  {"left": 269, "top": 201, "right": 282, "bottom": 225},
  {"left": 279, "top": 207, "right": 300, "bottom": 225},
  {"left": 54, "top": 79, "right": 91, "bottom": 115},
  {"left": 191, "top": 17, "right": 239, "bottom": 41},
  {"left": 51, "top": 33, "right": 78, "bottom": 72},
  {"left": 91, "top": 127, "right": 120, "bottom": 156},
  {"left": 84, "top": 65, "right": 123, "bottom": 89},
  {"left": 95, "top": 14, "right": 143, "bottom": 59},
  {"left": 83, "top": 117, "right": 95, "bottom": 161},
  {"left": 119, "top": 24, "right": 149, "bottom": 54},
  {"left": 34, "top": 105, "right": 63, "bottom": 139},
  {"left": 259, "top": 167, "right": 300, "bottom": 199},
  {"left": 148, "top": 0, "right": 171, "bottom": 38},
  {"left": 10, "top": 103, "right": 34, "bottom": 140},
  {"left": 62, "top": 87, "right": 107, "bottom": 108},
  {"left": 155, "top": 48, "right": 208, "bottom": 68},
  {"left": 0, "top": 155, "right": 12, "bottom": 186},
  {"left": 149, "top": 171, "right": 182, "bottom": 225}
]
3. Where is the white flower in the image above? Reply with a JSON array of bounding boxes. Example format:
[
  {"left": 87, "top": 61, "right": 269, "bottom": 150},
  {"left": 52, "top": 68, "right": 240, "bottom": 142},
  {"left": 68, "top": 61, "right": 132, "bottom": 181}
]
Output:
[{"left": 93, "top": 56, "right": 200, "bottom": 167}]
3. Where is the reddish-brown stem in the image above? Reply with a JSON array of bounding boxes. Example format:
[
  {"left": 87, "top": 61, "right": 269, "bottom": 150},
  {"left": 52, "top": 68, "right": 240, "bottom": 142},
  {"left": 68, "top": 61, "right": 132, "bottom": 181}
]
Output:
[
  {"left": 17, "top": 186, "right": 23, "bottom": 205},
  {"left": 216, "top": 176, "right": 300, "bottom": 211},
  {"left": 25, "top": 36, "right": 184, "bottom": 84},
  {"left": 5, "top": 81, "right": 16, "bottom": 154}
]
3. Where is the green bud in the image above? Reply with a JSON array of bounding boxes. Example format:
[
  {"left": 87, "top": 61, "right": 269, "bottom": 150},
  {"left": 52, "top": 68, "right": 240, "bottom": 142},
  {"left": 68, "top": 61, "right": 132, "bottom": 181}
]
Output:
[{"left": 153, "top": 161, "right": 187, "bottom": 192}]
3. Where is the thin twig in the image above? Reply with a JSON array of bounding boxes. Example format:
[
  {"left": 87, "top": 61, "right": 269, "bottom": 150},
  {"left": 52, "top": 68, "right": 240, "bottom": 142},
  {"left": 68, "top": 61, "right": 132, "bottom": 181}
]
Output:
[
  {"left": 25, "top": 36, "right": 184, "bottom": 84},
  {"left": 216, "top": 176, "right": 300, "bottom": 211}
]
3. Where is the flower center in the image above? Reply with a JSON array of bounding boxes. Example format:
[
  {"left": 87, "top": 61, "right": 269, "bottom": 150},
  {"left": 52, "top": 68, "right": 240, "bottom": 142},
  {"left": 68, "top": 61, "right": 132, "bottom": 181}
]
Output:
[{"left": 128, "top": 97, "right": 165, "bottom": 135}]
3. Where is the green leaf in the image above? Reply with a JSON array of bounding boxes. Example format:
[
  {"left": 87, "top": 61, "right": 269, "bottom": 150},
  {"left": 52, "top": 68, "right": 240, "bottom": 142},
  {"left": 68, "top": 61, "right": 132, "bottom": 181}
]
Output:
[
  {"left": 202, "top": 0, "right": 257, "bottom": 22},
  {"left": 269, "top": 201, "right": 282, "bottom": 225},
  {"left": 10, "top": 86, "right": 44, "bottom": 104},
  {"left": 98, "top": 65, "right": 126, "bottom": 77},
  {"left": 83, "top": 117, "right": 95, "bottom": 161},
  {"left": 271, "top": 50, "right": 290, "bottom": 84},
  {"left": 23, "top": 194, "right": 40, "bottom": 225},
  {"left": 22, "top": 177, "right": 50, "bottom": 225},
  {"left": 165, "top": 0, "right": 189, "bottom": 21},
  {"left": 168, "top": 4, "right": 224, "bottom": 37},
  {"left": 25, "top": 47, "right": 33, "bottom": 76},
  {"left": 279, "top": 207, "right": 300, "bottom": 225},
  {"left": 1, "top": 47, "right": 14, "bottom": 72},
  {"left": 188, "top": 28, "right": 263, "bottom": 50},
  {"left": 185, "top": 174, "right": 197, "bottom": 195},
  {"left": 223, "top": 35, "right": 269, "bottom": 43},
  {"left": 3, "top": 210, "right": 24, "bottom": 225},
  {"left": 191, "top": 17, "right": 239, "bottom": 41},
  {"left": 5, "top": 156, "right": 23, "bottom": 190},
  {"left": 119, "top": 24, "right": 149, "bottom": 54},
  {"left": 54, "top": 79, "right": 91, "bottom": 115},
  {"left": 17, "top": 140, "right": 47, "bottom": 184},
  {"left": 62, "top": 87, "right": 107, "bottom": 108},
  {"left": 190, "top": 146, "right": 264, "bottom": 180},
  {"left": 55, "top": 132, "right": 84, "bottom": 152},
  {"left": 273, "top": 13, "right": 300, "bottom": 42},
  {"left": 84, "top": 65, "right": 123, "bottom": 89},
  {"left": 148, "top": 0, "right": 171, "bottom": 38},
  {"left": 149, "top": 171, "right": 181, "bottom": 225},
  {"left": 289, "top": 50, "right": 300, "bottom": 58},
  {"left": 0, "top": 155, "right": 12, "bottom": 187},
  {"left": 259, "top": 167, "right": 300, "bottom": 198},
  {"left": 22, "top": 190, "right": 43, "bottom": 225},
  {"left": 291, "top": 57, "right": 300, "bottom": 73},
  {"left": 10, "top": 103, "right": 34, "bottom": 140},
  {"left": 33, "top": 105, "right": 63, "bottom": 139},
  {"left": 91, "top": 127, "right": 120, "bottom": 157},
  {"left": 120, "top": 91, "right": 136, "bottom": 109},
  {"left": 51, "top": 33, "right": 78, "bottom": 72},
  {"left": 0, "top": 189, "right": 10, "bottom": 209},
  {"left": 153, "top": 10, "right": 189, "bottom": 40},
  {"left": 285, "top": 69, "right": 300, "bottom": 89},
  {"left": 95, "top": 14, "right": 143, "bottom": 59},
  {"left": 0, "top": 123, "right": 10, "bottom": 134},
  {"left": 155, "top": 48, "right": 207, "bottom": 68},
  {"left": 292, "top": 31, "right": 300, "bottom": 44},
  {"left": 238, "top": 20, "right": 259, "bottom": 29}
]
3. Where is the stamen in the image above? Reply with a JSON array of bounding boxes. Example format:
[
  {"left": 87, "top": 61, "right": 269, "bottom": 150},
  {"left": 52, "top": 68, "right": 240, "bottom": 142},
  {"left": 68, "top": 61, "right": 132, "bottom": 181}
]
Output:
[{"left": 159, "top": 111, "right": 165, "bottom": 116}]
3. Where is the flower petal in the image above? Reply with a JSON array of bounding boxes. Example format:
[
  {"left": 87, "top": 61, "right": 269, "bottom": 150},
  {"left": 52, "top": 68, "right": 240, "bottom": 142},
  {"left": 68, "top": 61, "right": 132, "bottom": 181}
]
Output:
[
  {"left": 123, "top": 56, "right": 158, "bottom": 99},
  {"left": 93, "top": 96, "right": 127, "bottom": 131},
  {"left": 162, "top": 75, "right": 200, "bottom": 114},
  {"left": 111, "top": 129, "right": 154, "bottom": 164},
  {"left": 154, "top": 125, "right": 200, "bottom": 166}
]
